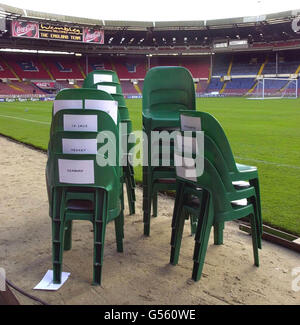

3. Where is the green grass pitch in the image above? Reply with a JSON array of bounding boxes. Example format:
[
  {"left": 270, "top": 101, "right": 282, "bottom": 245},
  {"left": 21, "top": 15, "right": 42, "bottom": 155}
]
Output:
[{"left": 0, "top": 97, "right": 299, "bottom": 236}]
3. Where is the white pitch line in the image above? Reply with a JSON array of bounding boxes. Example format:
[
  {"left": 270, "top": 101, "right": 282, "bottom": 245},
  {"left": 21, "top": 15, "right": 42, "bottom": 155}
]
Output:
[
  {"left": 0, "top": 114, "right": 50, "bottom": 125},
  {"left": 0, "top": 113, "right": 299, "bottom": 170},
  {"left": 236, "top": 156, "right": 300, "bottom": 170}
]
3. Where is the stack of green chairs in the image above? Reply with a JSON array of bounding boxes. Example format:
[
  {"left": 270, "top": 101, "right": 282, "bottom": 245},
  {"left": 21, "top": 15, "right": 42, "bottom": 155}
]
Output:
[
  {"left": 142, "top": 66, "right": 196, "bottom": 236},
  {"left": 179, "top": 110, "right": 263, "bottom": 246},
  {"left": 83, "top": 70, "right": 136, "bottom": 215},
  {"left": 46, "top": 88, "right": 123, "bottom": 285},
  {"left": 169, "top": 111, "right": 261, "bottom": 281}
]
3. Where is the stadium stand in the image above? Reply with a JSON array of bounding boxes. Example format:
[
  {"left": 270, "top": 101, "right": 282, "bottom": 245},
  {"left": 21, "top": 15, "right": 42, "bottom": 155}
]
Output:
[{"left": 0, "top": 50, "right": 299, "bottom": 97}]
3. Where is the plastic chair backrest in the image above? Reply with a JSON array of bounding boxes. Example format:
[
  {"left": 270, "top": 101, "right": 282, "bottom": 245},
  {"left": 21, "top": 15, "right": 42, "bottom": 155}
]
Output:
[
  {"left": 142, "top": 66, "right": 195, "bottom": 117},
  {"left": 51, "top": 88, "right": 120, "bottom": 135},
  {"left": 176, "top": 156, "right": 233, "bottom": 214},
  {"left": 83, "top": 70, "right": 120, "bottom": 88},
  {"left": 179, "top": 110, "right": 237, "bottom": 172},
  {"left": 49, "top": 111, "right": 120, "bottom": 168},
  {"left": 93, "top": 82, "right": 123, "bottom": 95},
  {"left": 47, "top": 110, "right": 121, "bottom": 211},
  {"left": 177, "top": 131, "right": 235, "bottom": 192}
]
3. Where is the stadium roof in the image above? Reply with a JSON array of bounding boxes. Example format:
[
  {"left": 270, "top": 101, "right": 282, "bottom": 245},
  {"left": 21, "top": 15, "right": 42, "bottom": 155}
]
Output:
[
  {"left": 0, "top": 3, "right": 300, "bottom": 55},
  {"left": 1, "top": 3, "right": 300, "bottom": 28}
]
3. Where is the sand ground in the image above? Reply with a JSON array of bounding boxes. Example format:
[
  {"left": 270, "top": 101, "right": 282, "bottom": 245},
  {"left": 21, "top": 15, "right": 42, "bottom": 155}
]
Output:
[{"left": 0, "top": 136, "right": 299, "bottom": 305}]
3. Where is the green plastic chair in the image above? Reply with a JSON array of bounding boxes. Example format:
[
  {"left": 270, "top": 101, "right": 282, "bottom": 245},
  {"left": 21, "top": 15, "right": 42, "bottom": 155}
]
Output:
[
  {"left": 46, "top": 90, "right": 123, "bottom": 285},
  {"left": 179, "top": 110, "right": 262, "bottom": 243},
  {"left": 87, "top": 80, "right": 135, "bottom": 214},
  {"left": 82, "top": 73, "right": 136, "bottom": 215},
  {"left": 175, "top": 131, "right": 261, "bottom": 248},
  {"left": 170, "top": 157, "right": 260, "bottom": 282},
  {"left": 142, "top": 66, "right": 196, "bottom": 236},
  {"left": 83, "top": 70, "right": 120, "bottom": 88},
  {"left": 143, "top": 66, "right": 196, "bottom": 131}
]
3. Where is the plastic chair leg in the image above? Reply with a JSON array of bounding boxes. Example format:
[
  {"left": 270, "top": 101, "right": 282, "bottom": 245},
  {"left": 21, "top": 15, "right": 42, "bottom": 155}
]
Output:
[
  {"left": 93, "top": 189, "right": 106, "bottom": 286},
  {"left": 249, "top": 213, "right": 260, "bottom": 267},
  {"left": 52, "top": 189, "right": 65, "bottom": 284},
  {"left": 143, "top": 167, "right": 152, "bottom": 236},
  {"left": 124, "top": 165, "right": 135, "bottom": 215},
  {"left": 170, "top": 182, "right": 185, "bottom": 265},
  {"left": 114, "top": 213, "right": 124, "bottom": 253},
  {"left": 249, "top": 178, "right": 262, "bottom": 236},
  {"left": 192, "top": 193, "right": 213, "bottom": 282},
  {"left": 248, "top": 195, "right": 262, "bottom": 250},
  {"left": 170, "top": 210, "right": 185, "bottom": 265},
  {"left": 213, "top": 222, "right": 224, "bottom": 245},
  {"left": 129, "top": 165, "right": 136, "bottom": 201},
  {"left": 152, "top": 191, "right": 158, "bottom": 218},
  {"left": 64, "top": 220, "right": 73, "bottom": 251}
]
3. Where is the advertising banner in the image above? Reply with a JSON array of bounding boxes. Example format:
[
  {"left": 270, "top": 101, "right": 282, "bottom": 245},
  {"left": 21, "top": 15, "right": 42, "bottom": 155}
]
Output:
[
  {"left": 39, "top": 23, "right": 83, "bottom": 42},
  {"left": 83, "top": 28, "right": 104, "bottom": 44},
  {"left": 11, "top": 20, "right": 104, "bottom": 44},
  {"left": 33, "top": 81, "right": 56, "bottom": 89},
  {"left": 11, "top": 20, "right": 39, "bottom": 39}
]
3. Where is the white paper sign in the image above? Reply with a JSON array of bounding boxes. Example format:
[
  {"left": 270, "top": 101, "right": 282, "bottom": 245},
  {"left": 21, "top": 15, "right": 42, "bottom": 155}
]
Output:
[
  {"left": 174, "top": 152, "right": 195, "bottom": 168},
  {"left": 93, "top": 74, "right": 113, "bottom": 84},
  {"left": 175, "top": 152, "right": 197, "bottom": 181},
  {"left": 180, "top": 115, "right": 201, "bottom": 131},
  {"left": 176, "top": 134, "right": 199, "bottom": 155},
  {"left": 175, "top": 165, "right": 197, "bottom": 182},
  {"left": 62, "top": 138, "right": 98, "bottom": 154},
  {"left": 58, "top": 159, "right": 94, "bottom": 184},
  {"left": 34, "top": 270, "right": 70, "bottom": 291},
  {"left": 85, "top": 100, "right": 118, "bottom": 124},
  {"left": 63, "top": 114, "right": 98, "bottom": 132},
  {"left": 53, "top": 100, "right": 83, "bottom": 115},
  {"left": 97, "top": 85, "right": 117, "bottom": 94}
]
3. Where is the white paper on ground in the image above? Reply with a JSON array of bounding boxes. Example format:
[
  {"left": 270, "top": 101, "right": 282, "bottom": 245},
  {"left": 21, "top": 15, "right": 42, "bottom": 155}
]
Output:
[
  {"left": 62, "top": 138, "right": 98, "bottom": 154},
  {"left": 97, "top": 85, "right": 117, "bottom": 94},
  {"left": 58, "top": 159, "right": 95, "bottom": 184},
  {"left": 63, "top": 114, "right": 98, "bottom": 132},
  {"left": 33, "top": 270, "right": 70, "bottom": 291},
  {"left": 93, "top": 74, "right": 113, "bottom": 84},
  {"left": 180, "top": 115, "right": 201, "bottom": 131},
  {"left": 85, "top": 99, "right": 118, "bottom": 124},
  {"left": 53, "top": 100, "right": 83, "bottom": 115}
]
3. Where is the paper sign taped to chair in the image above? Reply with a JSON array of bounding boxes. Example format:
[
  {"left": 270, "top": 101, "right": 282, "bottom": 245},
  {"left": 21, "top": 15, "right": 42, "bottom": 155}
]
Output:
[
  {"left": 174, "top": 152, "right": 195, "bottom": 168},
  {"left": 180, "top": 115, "right": 201, "bottom": 131},
  {"left": 175, "top": 165, "right": 197, "bottom": 182},
  {"left": 53, "top": 100, "right": 83, "bottom": 115},
  {"left": 176, "top": 134, "right": 199, "bottom": 154},
  {"left": 63, "top": 114, "right": 98, "bottom": 132},
  {"left": 34, "top": 270, "right": 70, "bottom": 291},
  {"left": 85, "top": 100, "right": 118, "bottom": 124},
  {"left": 62, "top": 138, "right": 98, "bottom": 154},
  {"left": 93, "top": 74, "right": 113, "bottom": 84},
  {"left": 58, "top": 159, "right": 94, "bottom": 184},
  {"left": 97, "top": 85, "right": 117, "bottom": 94}
]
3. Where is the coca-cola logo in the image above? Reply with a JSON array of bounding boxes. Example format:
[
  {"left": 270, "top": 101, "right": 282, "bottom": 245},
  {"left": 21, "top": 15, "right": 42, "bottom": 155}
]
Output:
[
  {"left": 16, "top": 24, "right": 35, "bottom": 34},
  {"left": 12, "top": 21, "right": 38, "bottom": 38},
  {"left": 83, "top": 28, "right": 103, "bottom": 43}
]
